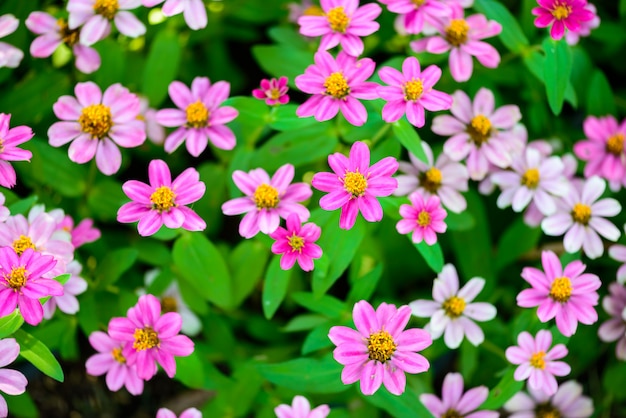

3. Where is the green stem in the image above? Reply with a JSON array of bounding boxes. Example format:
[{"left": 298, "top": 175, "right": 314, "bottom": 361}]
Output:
[
  {"left": 480, "top": 339, "right": 507, "bottom": 361},
  {"left": 370, "top": 123, "right": 391, "bottom": 146}
]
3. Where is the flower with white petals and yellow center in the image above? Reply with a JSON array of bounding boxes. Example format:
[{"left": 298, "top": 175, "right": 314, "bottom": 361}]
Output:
[{"left": 94, "top": 0, "right": 119, "bottom": 20}]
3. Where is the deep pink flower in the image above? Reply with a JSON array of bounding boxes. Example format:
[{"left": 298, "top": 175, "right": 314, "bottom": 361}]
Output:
[
  {"left": 532, "top": 0, "right": 595, "bottom": 41},
  {"left": 505, "top": 330, "right": 571, "bottom": 396},
  {"left": 379, "top": 0, "right": 449, "bottom": 35},
  {"left": 143, "top": 0, "right": 208, "bottom": 30},
  {"left": 0, "top": 15, "right": 24, "bottom": 68},
  {"left": 252, "top": 77, "right": 290, "bottom": 106},
  {"left": 275, "top": 395, "right": 330, "bottom": 418},
  {"left": 420, "top": 373, "right": 498, "bottom": 418},
  {"left": 0, "top": 338, "right": 28, "bottom": 417},
  {"left": 108, "top": 294, "right": 195, "bottom": 381},
  {"left": 328, "top": 300, "right": 432, "bottom": 395},
  {"left": 0, "top": 113, "right": 33, "bottom": 189},
  {"left": 221, "top": 164, "right": 312, "bottom": 238},
  {"left": 396, "top": 193, "right": 447, "bottom": 245},
  {"left": 57, "top": 216, "right": 101, "bottom": 248},
  {"left": 156, "top": 77, "right": 238, "bottom": 156},
  {"left": 118, "top": 159, "right": 206, "bottom": 237},
  {"left": 505, "top": 380, "right": 593, "bottom": 418},
  {"left": 598, "top": 281, "right": 626, "bottom": 361},
  {"left": 295, "top": 50, "right": 378, "bottom": 126},
  {"left": 565, "top": 3, "right": 599, "bottom": 45},
  {"left": 270, "top": 213, "right": 322, "bottom": 272},
  {"left": 43, "top": 260, "right": 88, "bottom": 319},
  {"left": 312, "top": 141, "right": 398, "bottom": 230}
]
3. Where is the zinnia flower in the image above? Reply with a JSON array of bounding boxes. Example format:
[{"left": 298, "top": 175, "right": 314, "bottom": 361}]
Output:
[
  {"left": 312, "top": 141, "right": 398, "bottom": 230},
  {"left": 57, "top": 215, "right": 101, "bottom": 248},
  {"left": 532, "top": 0, "right": 595, "bottom": 41},
  {"left": 0, "top": 338, "right": 27, "bottom": 417},
  {"left": 565, "top": 3, "right": 599, "bottom": 45},
  {"left": 0, "top": 113, "right": 34, "bottom": 189},
  {"left": 0, "top": 15, "right": 23, "bottom": 68},
  {"left": 396, "top": 192, "right": 447, "bottom": 245},
  {"left": 252, "top": 77, "right": 290, "bottom": 106},
  {"left": 328, "top": 300, "right": 432, "bottom": 395},
  {"left": 598, "top": 281, "right": 626, "bottom": 361},
  {"left": 378, "top": 0, "right": 449, "bottom": 35},
  {"left": 143, "top": 0, "right": 208, "bottom": 30},
  {"left": 269, "top": 213, "right": 323, "bottom": 272},
  {"left": 420, "top": 373, "right": 498, "bottom": 418},
  {"left": 504, "top": 380, "right": 593, "bottom": 418},
  {"left": 275, "top": 395, "right": 330, "bottom": 418}
]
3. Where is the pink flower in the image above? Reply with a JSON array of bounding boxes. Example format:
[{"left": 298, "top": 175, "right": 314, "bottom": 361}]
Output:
[
  {"left": 505, "top": 329, "right": 571, "bottom": 396},
  {"left": 573, "top": 115, "right": 626, "bottom": 185},
  {"left": 288, "top": 0, "right": 325, "bottom": 23},
  {"left": 275, "top": 395, "right": 330, "bottom": 418},
  {"left": 252, "top": 77, "right": 290, "bottom": 106},
  {"left": 0, "top": 248, "right": 63, "bottom": 326},
  {"left": 139, "top": 97, "right": 165, "bottom": 145},
  {"left": 42, "top": 260, "right": 88, "bottom": 319},
  {"left": 221, "top": 164, "right": 312, "bottom": 238},
  {"left": 108, "top": 294, "right": 195, "bottom": 381},
  {"left": 377, "top": 56, "right": 452, "bottom": 128},
  {"left": 57, "top": 216, "right": 101, "bottom": 248},
  {"left": 85, "top": 330, "right": 144, "bottom": 395},
  {"left": 378, "top": 0, "right": 449, "bottom": 35},
  {"left": 410, "top": 4, "right": 501, "bottom": 82},
  {"left": 565, "top": 3, "right": 599, "bottom": 45},
  {"left": 48, "top": 81, "right": 146, "bottom": 175},
  {"left": 433, "top": 88, "right": 522, "bottom": 180},
  {"left": 270, "top": 213, "right": 322, "bottom": 272},
  {"left": 420, "top": 373, "right": 498, "bottom": 418},
  {"left": 156, "top": 77, "right": 238, "bottom": 156},
  {"left": 504, "top": 380, "right": 593, "bottom": 418},
  {"left": 609, "top": 242, "right": 626, "bottom": 284},
  {"left": 0, "top": 113, "right": 33, "bottom": 188},
  {"left": 410, "top": 264, "right": 496, "bottom": 349},
  {"left": 0, "top": 15, "right": 24, "bottom": 68},
  {"left": 0, "top": 193, "right": 8, "bottom": 222},
  {"left": 156, "top": 408, "right": 202, "bottom": 418},
  {"left": 67, "top": 0, "right": 146, "bottom": 46},
  {"left": 396, "top": 193, "right": 447, "bottom": 245},
  {"left": 541, "top": 176, "right": 621, "bottom": 259},
  {"left": 532, "top": 0, "right": 595, "bottom": 41},
  {"left": 517, "top": 250, "right": 601, "bottom": 337},
  {"left": 328, "top": 300, "right": 432, "bottom": 395},
  {"left": 312, "top": 141, "right": 398, "bottom": 230},
  {"left": 143, "top": 0, "right": 208, "bottom": 30},
  {"left": 118, "top": 159, "right": 206, "bottom": 237},
  {"left": 0, "top": 338, "right": 27, "bottom": 417},
  {"left": 25, "top": 12, "right": 101, "bottom": 73},
  {"left": 295, "top": 50, "right": 378, "bottom": 127},
  {"left": 598, "top": 281, "right": 626, "bottom": 361},
  {"left": 298, "top": 0, "right": 381, "bottom": 57}
]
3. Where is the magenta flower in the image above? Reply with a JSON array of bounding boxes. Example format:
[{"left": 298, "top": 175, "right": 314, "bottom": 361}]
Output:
[
  {"left": 541, "top": 176, "right": 621, "bottom": 259},
  {"left": 378, "top": 0, "right": 449, "bottom": 35},
  {"left": 0, "top": 248, "right": 63, "bottom": 326},
  {"left": 410, "top": 264, "right": 496, "bottom": 349},
  {"left": 0, "top": 113, "right": 34, "bottom": 189},
  {"left": 396, "top": 192, "right": 447, "bottom": 245},
  {"left": 42, "top": 260, "right": 88, "bottom": 319},
  {"left": 156, "top": 77, "right": 238, "bottom": 156},
  {"left": 565, "top": 3, "right": 599, "bottom": 45},
  {"left": 609, "top": 242, "right": 626, "bottom": 284},
  {"left": 143, "top": 0, "right": 208, "bottom": 30},
  {"left": 377, "top": 56, "right": 452, "bottom": 128},
  {"left": 420, "top": 373, "right": 498, "bottom": 418},
  {"left": 221, "top": 163, "right": 312, "bottom": 238},
  {"left": 295, "top": 50, "right": 378, "bottom": 126},
  {"left": 505, "top": 380, "right": 593, "bottom": 418},
  {"left": 108, "top": 294, "right": 195, "bottom": 381},
  {"left": 517, "top": 250, "right": 601, "bottom": 337},
  {"left": 85, "top": 330, "right": 144, "bottom": 395},
  {"left": 328, "top": 300, "right": 432, "bottom": 395},
  {"left": 0, "top": 338, "right": 27, "bottom": 417},
  {"left": 48, "top": 82, "right": 146, "bottom": 175},
  {"left": 275, "top": 396, "right": 330, "bottom": 418},
  {"left": 25, "top": 12, "right": 101, "bottom": 73},
  {"left": 532, "top": 0, "right": 595, "bottom": 41},
  {"left": 312, "top": 141, "right": 398, "bottom": 230},
  {"left": 410, "top": 4, "right": 501, "bottom": 82},
  {"left": 270, "top": 213, "right": 322, "bottom": 272},
  {"left": 252, "top": 77, "right": 290, "bottom": 106},
  {"left": 117, "top": 159, "right": 206, "bottom": 237},
  {"left": 0, "top": 15, "right": 24, "bottom": 69},
  {"left": 598, "top": 281, "right": 626, "bottom": 361},
  {"left": 506, "top": 329, "right": 571, "bottom": 396},
  {"left": 57, "top": 216, "right": 101, "bottom": 248}
]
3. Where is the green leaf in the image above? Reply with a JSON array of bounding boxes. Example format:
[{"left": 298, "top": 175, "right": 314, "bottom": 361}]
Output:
[
  {"left": 586, "top": 69, "right": 616, "bottom": 116},
  {"left": 7, "top": 195, "right": 38, "bottom": 216},
  {"left": 257, "top": 356, "right": 348, "bottom": 394},
  {"left": 291, "top": 292, "right": 346, "bottom": 318},
  {"left": 542, "top": 37, "right": 572, "bottom": 115},
  {"left": 223, "top": 96, "right": 269, "bottom": 146},
  {"left": 495, "top": 217, "right": 542, "bottom": 272},
  {"left": 0, "top": 310, "right": 24, "bottom": 338},
  {"left": 283, "top": 314, "right": 329, "bottom": 332},
  {"left": 5, "top": 392, "right": 39, "bottom": 418},
  {"left": 621, "top": 0, "right": 626, "bottom": 17},
  {"left": 474, "top": 0, "right": 529, "bottom": 52},
  {"left": 603, "top": 361, "right": 626, "bottom": 400},
  {"left": 93, "top": 38, "right": 126, "bottom": 88},
  {"left": 363, "top": 386, "right": 431, "bottom": 418},
  {"left": 481, "top": 368, "right": 524, "bottom": 409},
  {"left": 96, "top": 248, "right": 138, "bottom": 288},
  {"left": 347, "top": 262, "right": 383, "bottom": 304},
  {"left": 229, "top": 240, "right": 269, "bottom": 307},
  {"left": 302, "top": 321, "right": 335, "bottom": 354},
  {"left": 14, "top": 329, "right": 64, "bottom": 382},
  {"left": 87, "top": 179, "right": 127, "bottom": 221},
  {"left": 414, "top": 241, "right": 444, "bottom": 273},
  {"left": 142, "top": 29, "right": 181, "bottom": 106},
  {"left": 174, "top": 350, "right": 205, "bottom": 389},
  {"left": 446, "top": 211, "right": 475, "bottom": 231},
  {"left": 523, "top": 50, "right": 576, "bottom": 107},
  {"left": 252, "top": 45, "right": 314, "bottom": 89},
  {"left": 262, "top": 256, "right": 292, "bottom": 319},
  {"left": 391, "top": 118, "right": 427, "bottom": 163},
  {"left": 268, "top": 104, "right": 318, "bottom": 131}
]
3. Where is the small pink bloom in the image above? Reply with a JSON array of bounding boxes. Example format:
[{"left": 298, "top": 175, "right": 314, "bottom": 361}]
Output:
[
  {"left": 270, "top": 213, "right": 322, "bottom": 272},
  {"left": 0, "top": 113, "right": 33, "bottom": 189},
  {"left": 156, "top": 407, "right": 202, "bottom": 418},
  {"left": 252, "top": 77, "right": 290, "bottom": 106},
  {"left": 143, "top": 0, "right": 208, "bottom": 30},
  {"left": 57, "top": 216, "right": 101, "bottom": 248},
  {"left": 0, "top": 338, "right": 28, "bottom": 417},
  {"left": 312, "top": 141, "right": 398, "bottom": 230},
  {"left": 420, "top": 373, "right": 498, "bottom": 418},
  {"left": 609, "top": 241, "right": 626, "bottom": 284},
  {"left": 156, "top": 77, "right": 238, "bottom": 156},
  {"left": 505, "top": 380, "right": 593, "bottom": 418},
  {"left": 396, "top": 193, "right": 447, "bottom": 245},
  {"left": 598, "top": 281, "right": 626, "bottom": 361},
  {"left": 295, "top": 50, "right": 379, "bottom": 126},
  {"left": 532, "top": 0, "right": 595, "bottom": 41},
  {"left": 505, "top": 329, "right": 571, "bottom": 396},
  {"left": 42, "top": 260, "right": 88, "bottom": 319},
  {"left": 379, "top": 0, "right": 449, "bottom": 35},
  {"left": 275, "top": 395, "right": 330, "bottom": 418},
  {"left": 0, "top": 14, "right": 24, "bottom": 68},
  {"left": 565, "top": 3, "right": 600, "bottom": 45},
  {"left": 118, "top": 159, "right": 206, "bottom": 237},
  {"left": 328, "top": 300, "right": 432, "bottom": 395}
]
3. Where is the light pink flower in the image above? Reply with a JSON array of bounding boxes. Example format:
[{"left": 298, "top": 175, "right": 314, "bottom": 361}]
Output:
[
  {"left": 377, "top": 56, "right": 452, "bottom": 128},
  {"left": 25, "top": 12, "right": 101, "bottom": 73},
  {"left": 295, "top": 50, "right": 378, "bottom": 126},
  {"left": 222, "top": 164, "right": 311, "bottom": 238},
  {"left": 541, "top": 176, "right": 621, "bottom": 259},
  {"left": 504, "top": 380, "right": 593, "bottom": 418},
  {"left": 312, "top": 141, "right": 398, "bottom": 230},
  {"left": 609, "top": 240, "right": 626, "bottom": 284},
  {"left": 298, "top": 0, "right": 381, "bottom": 57},
  {"left": 410, "top": 4, "right": 501, "bottom": 82},
  {"left": 0, "top": 193, "right": 8, "bottom": 222},
  {"left": 48, "top": 81, "right": 146, "bottom": 175},
  {"left": 118, "top": 159, "right": 206, "bottom": 237},
  {"left": 42, "top": 260, "right": 88, "bottom": 319},
  {"left": 57, "top": 216, "right": 101, "bottom": 248},
  {"left": 85, "top": 330, "right": 144, "bottom": 395},
  {"left": 252, "top": 77, "right": 290, "bottom": 106},
  {"left": 0, "top": 15, "right": 24, "bottom": 68},
  {"left": 396, "top": 192, "right": 447, "bottom": 245},
  {"left": 598, "top": 281, "right": 626, "bottom": 361},
  {"left": 0, "top": 338, "right": 27, "bottom": 417},
  {"left": 156, "top": 77, "right": 238, "bottom": 156},
  {"left": 0, "top": 113, "right": 33, "bottom": 189},
  {"left": 139, "top": 97, "right": 165, "bottom": 145},
  {"left": 410, "top": 263, "right": 496, "bottom": 349},
  {"left": 275, "top": 395, "right": 330, "bottom": 418},
  {"left": 288, "top": 0, "right": 325, "bottom": 23},
  {"left": 269, "top": 213, "right": 322, "bottom": 272},
  {"left": 108, "top": 294, "right": 195, "bottom": 381},
  {"left": 156, "top": 408, "right": 202, "bottom": 418},
  {"left": 420, "top": 373, "right": 498, "bottom": 418},
  {"left": 532, "top": 0, "right": 595, "bottom": 41},
  {"left": 143, "top": 0, "right": 208, "bottom": 30},
  {"left": 565, "top": 3, "right": 599, "bottom": 45},
  {"left": 328, "top": 300, "right": 432, "bottom": 395},
  {"left": 379, "top": 0, "right": 449, "bottom": 35}
]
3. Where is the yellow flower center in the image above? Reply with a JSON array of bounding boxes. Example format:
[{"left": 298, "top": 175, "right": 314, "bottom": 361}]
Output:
[
  {"left": 417, "top": 210, "right": 431, "bottom": 227},
  {"left": 254, "top": 184, "right": 279, "bottom": 209},
  {"left": 467, "top": 114, "right": 492, "bottom": 146},
  {"left": 303, "top": 5, "right": 325, "bottom": 16},
  {"left": 550, "top": 276, "right": 572, "bottom": 303},
  {"left": 530, "top": 351, "right": 546, "bottom": 369},
  {"left": 571, "top": 203, "right": 591, "bottom": 225},
  {"left": 551, "top": 4, "right": 572, "bottom": 20},
  {"left": 111, "top": 347, "right": 126, "bottom": 364},
  {"left": 0, "top": 139, "right": 4, "bottom": 153},
  {"left": 443, "top": 296, "right": 465, "bottom": 318},
  {"left": 535, "top": 404, "right": 562, "bottom": 418},
  {"left": 185, "top": 100, "right": 209, "bottom": 128},
  {"left": 132, "top": 326, "right": 159, "bottom": 351},
  {"left": 94, "top": 0, "right": 119, "bottom": 20},
  {"left": 57, "top": 18, "right": 79, "bottom": 47},
  {"left": 606, "top": 133, "right": 624, "bottom": 155},
  {"left": 420, "top": 167, "right": 442, "bottom": 193},
  {"left": 150, "top": 186, "right": 177, "bottom": 212},
  {"left": 79, "top": 104, "right": 113, "bottom": 139},
  {"left": 445, "top": 19, "right": 470, "bottom": 47},
  {"left": 327, "top": 6, "right": 350, "bottom": 33},
  {"left": 411, "top": 0, "right": 426, "bottom": 7},
  {"left": 343, "top": 171, "right": 368, "bottom": 197},
  {"left": 442, "top": 410, "right": 463, "bottom": 418},
  {"left": 403, "top": 79, "right": 424, "bottom": 102},
  {"left": 367, "top": 330, "right": 397, "bottom": 363},
  {"left": 5, "top": 266, "right": 27, "bottom": 290},
  {"left": 161, "top": 296, "right": 178, "bottom": 313},
  {"left": 521, "top": 168, "right": 540, "bottom": 189},
  {"left": 324, "top": 72, "right": 350, "bottom": 99},
  {"left": 12, "top": 235, "right": 35, "bottom": 256},
  {"left": 269, "top": 88, "right": 281, "bottom": 100},
  {"left": 288, "top": 234, "right": 305, "bottom": 252}
]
